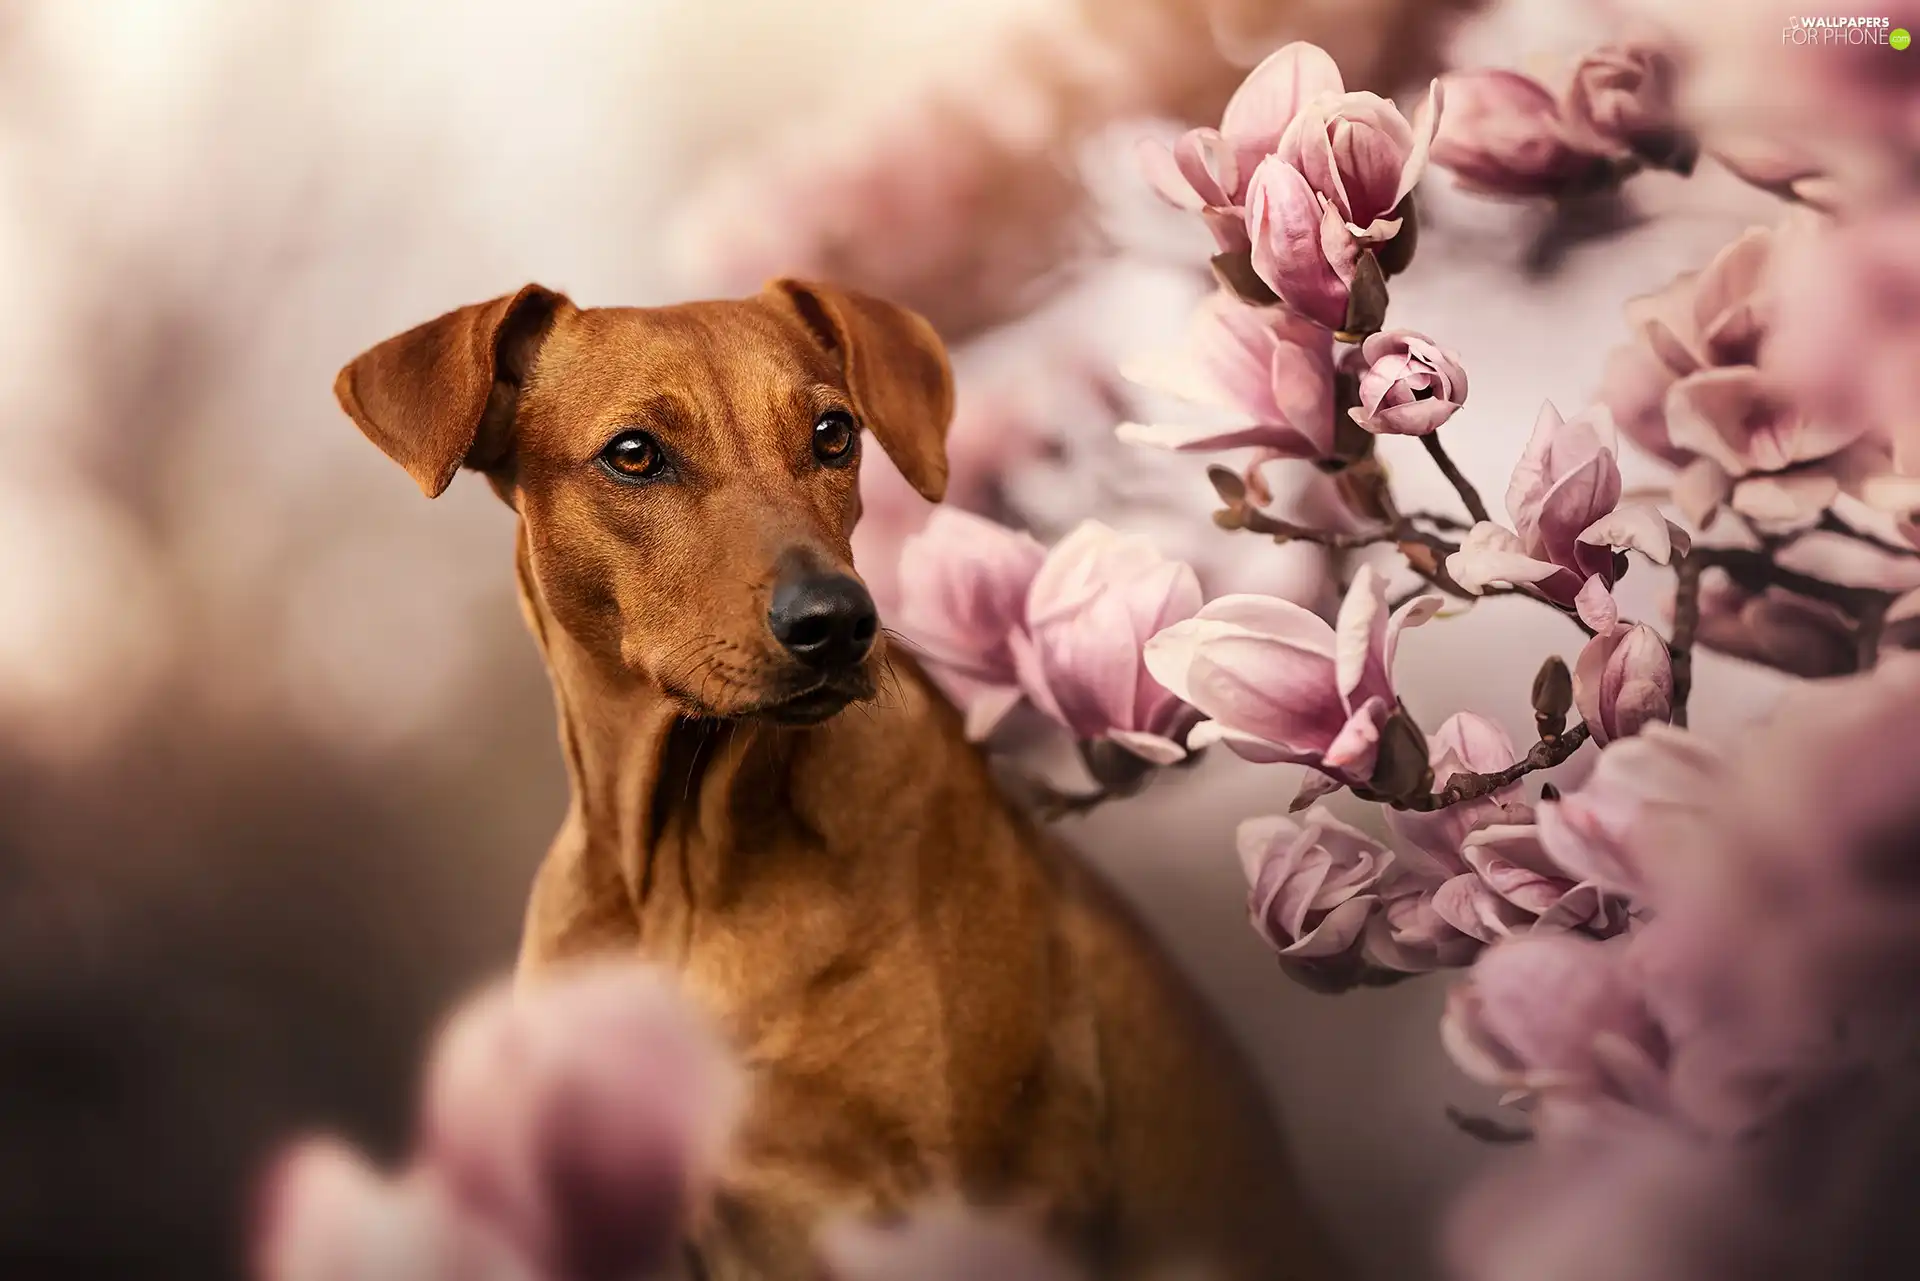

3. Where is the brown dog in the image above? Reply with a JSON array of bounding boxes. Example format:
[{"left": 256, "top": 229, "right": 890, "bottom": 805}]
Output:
[{"left": 333, "top": 281, "right": 1341, "bottom": 1281}]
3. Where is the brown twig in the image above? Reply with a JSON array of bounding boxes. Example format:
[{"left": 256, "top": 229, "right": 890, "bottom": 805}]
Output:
[
  {"left": 1668, "top": 553, "right": 1704, "bottom": 729},
  {"left": 1857, "top": 595, "right": 1890, "bottom": 671},
  {"left": 1361, "top": 723, "right": 1594, "bottom": 812},
  {"left": 1421, "top": 432, "right": 1491, "bottom": 525},
  {"left": 1814, "top": 511, "right": 1920, "bottom": 560},
  {"left": 1688, "top": 545, "right": 1897, "bottom": 615}
]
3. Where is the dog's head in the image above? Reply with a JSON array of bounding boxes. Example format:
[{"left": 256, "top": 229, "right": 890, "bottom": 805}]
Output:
[{"left": 334, "top": 280, "right": 952, "bottom": 724}]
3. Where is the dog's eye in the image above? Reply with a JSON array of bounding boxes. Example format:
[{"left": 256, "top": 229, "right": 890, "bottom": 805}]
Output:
[
  {"left": 600, "top": 430, "right": 669, "bottom": 482},
  {"left": 812, "top": 410, "right": 858, "bottom": 467}
]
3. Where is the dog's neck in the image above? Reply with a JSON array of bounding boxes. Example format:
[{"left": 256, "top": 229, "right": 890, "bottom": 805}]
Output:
[{"left": 513, "top": 530, "right": 865, "bottom": 939}]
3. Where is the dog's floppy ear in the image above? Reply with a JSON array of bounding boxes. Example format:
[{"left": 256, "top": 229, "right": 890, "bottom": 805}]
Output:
[
  {"left": 766, "top": 278, "right": 954, "bottom": 502},
  {"left": 334, "top": 284, "right": 568, "bottom": 498}
]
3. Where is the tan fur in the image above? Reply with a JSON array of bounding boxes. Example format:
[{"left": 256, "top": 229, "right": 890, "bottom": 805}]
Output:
[{"left": 335, "top": 281, "right": 1343, "bottom": 1280}]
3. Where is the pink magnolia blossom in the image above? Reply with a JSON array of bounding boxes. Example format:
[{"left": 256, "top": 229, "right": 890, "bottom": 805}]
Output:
[
  {"left": 894, "top": 509, "right": 1047, "bottom": 740},
  {"left": 1573, "top": 623, "right": 1674, "bottom": 747},
  {"left": 1562, "top": 44, "right": 1687, "bottom": 166},
  {"left": 1238, "top": 807, "right": 1391, "bottom": 972},
  {"left": 1347, "top": 329, "right": 1470, "bottom": 436},
  {"left": 256, "top": 1140, "right": 535, "bottom": 1281},
  {"left": 1447, "top": 403, "right": 1689, "bottom": 613},
  {"left": 1012, "top": 521, "right": 1202, "bottom": 763},
  {"left": 1435, "top": 824, "right": 1626, "bottom": 946},
  {"left": 1240, "top": 45, "right": 1441, "bottom": 332},
  {"left": 1386, "top": 712, "right": 1531, "bottom": 873},
  {"left": 1389, "top": 716, "right": 1623, "bottom": 948},
  {"left": 1768, "top": 205, "right": 1920, "bottom": 477},
  {"left": 1142, "top": 565, "right": 1440, "bottom": 791},
  {"left": 1442, "top": 935, "right": 1670, "bottom": 1121},
  {"left": 1601, "top": 221, "right": 1875, "bottom": 531},
  {"left": 417, "top": 965, "right": 744, "bottom": 1281},
  {"left": 1536, "top": 724, "right": 1720, "bottom": 902},
  {"left": 1429, "top": 69, "right": 1619, "bottom": 199},
  {"left": 254, "top": 963, "right": 739, "bottom": 1281},
  {"left": 1137, "top": 42, "right": 1353, "bottom": 255},
  {"left": 1116, "top": 292, "right": 1338, "bottom": 469}
]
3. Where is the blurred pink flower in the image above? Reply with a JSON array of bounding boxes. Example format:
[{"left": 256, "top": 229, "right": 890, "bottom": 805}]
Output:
[
  {"left": 1137, "top": 42, "right": 1351, "bottom": 255},
  {"left": 1347, "top": 329, "right": 1470, "bottom": 436},
  {"left": 1442, "top": 935, "right": 1670, "bottom": 1120},
  {"left": 1447, "top": 403, "right": 1688, "bottom": 612},
  {"left": 819, "top": 1206, "right": 1082, "bottom": 1281},
  {"left": 1429, "top": 69, "right": 1619, "bottom": 199},
  {"left": 1562, "top": 44, "right": 1686, "bottom": 165},
  {"left": 256, "top": 964, "right": 739, "bottom": 1281},
  {"left": 1143, "top": 565, "right": 1440, "bottom": 789},
  {"left": 1117, "top": 292, "right": 1339, "bottom": 468},
  {"left": 1601, "top": 220, "right": 1877, "bottom": 531},
  {"left": 1768, "top": 206, "right": 1920, "bottom": 477},
  {"left": 1239, "top": 807, "right": 1390, "bottom": 968},
  {"left": 895, "top": 509, "right": 1047, "bottom": 740},
  {"left": 1241, "top": 45, "right": 1441, "bottom": 331},
  {"left": 417, "top": 964, "right": 743, "bottom": 1281},
  {"left": 1573, "top": 623, "right": 1674, "bottom": 747},
  {"left": 256, "top": 1140, "right": 534, "bottom": 1281},
  {"left": 1536, "top": 724, "right": 1719, "bottom": 902},
  {"left": 1012, "top": 521, "right": 1202, "bottom": 763}
]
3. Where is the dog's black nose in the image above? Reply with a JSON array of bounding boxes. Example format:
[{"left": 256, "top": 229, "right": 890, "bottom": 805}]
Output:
[{"left": 768, "top": 573, "right": 878, "bottom": 670}]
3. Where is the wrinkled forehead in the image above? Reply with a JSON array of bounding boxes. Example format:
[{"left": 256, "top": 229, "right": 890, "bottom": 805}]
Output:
[{"left": 523, "top": 299, "right": 845, "bottom": 458}]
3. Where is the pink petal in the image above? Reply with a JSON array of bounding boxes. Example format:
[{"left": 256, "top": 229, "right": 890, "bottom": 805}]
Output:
[
  {"left": 1220, "top": 41, "right": 1347, "bottom": 175},
  {"left": 1137, "top": 137, "right": 1206, "bottom": 210},
  {"left": 1447, "top": 522, "right": 1565, "bottom": 592},
  {"left": 1247, "top": 158, "right": 1352, "bottom": 331},
  {"left": 1575, "top": 575, "right": 1620, "bottom": 633},
  {"left": 1576, "top": 503, "right": 1689, "bottom": 565}
]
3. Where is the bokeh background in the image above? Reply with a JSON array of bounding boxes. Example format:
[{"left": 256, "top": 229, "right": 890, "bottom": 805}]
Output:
[{"left": 0, "top": 2, "right": 1792, "bottom": 1277}]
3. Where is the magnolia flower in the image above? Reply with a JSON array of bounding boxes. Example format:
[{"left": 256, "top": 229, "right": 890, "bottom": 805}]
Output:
[
  {"left": 1386, "top": 712, "right": 1531, "bottom": 875},
  {"left": 1601, "top": 221, "right": 1873, "bottom": 531},
  {"left": 1573, "top": 623, "right": 1674, "bottom": 747},
  {"left": 1429, "top": 69, "right": 1619, "bottom": 199},
  {"left": 1238, "top": 43, "right": 1441, "bottom": 332},
  {"left": 1012, "top": 521, "right": 1202, "bottom": 763},
  {"left": 255, "top": 963, "right": 739, "bottom": 1281},
  {"left": 1435, "top": 824, "right": 1625, "bottom": 946},
  {"left": 1442, "top": 935, "right": 1670, "bottom": 1120},
  {"left": 1447, "top": 403, "right": 1689, "bottom": 613},
  {"left": 1238, "top": 808, "right": 1390, "bottom": 978},
  {"left": 1691, "top": 568, "right": 1860, "bottom": 679},
  {"left": 418, "top": 965, "right": 744, "bottom": 1281},
  {"left": 1117, "top": 293, "right": 1339, "bottom": 473},
  {"left": 1562, "top": 44, "right": 1689, "bottom": 168},
  {"left": 1347, "top": 329, "right": 1470, "bottom": 436},
  {"left": 895, "top": 510, "right": 1047, "bottom": 740},
  {"left": 1137, "top": 42, "right": 1353, "bottom": 255},
  {"left": 256, "top": 1140, "right": 535, "bottom": 1281},
  {"left": 1143, "top": 565, "right": 1440, "bottom": 793},
  {"left": 1537, "top": 724, "right": 1720, "bottom": 902},
  {"left": 1366, "top": 877, "right": 1485, "bottom": 974},
  {"left": 1768, "top": 206, "right": 1920, "bottom": 470}
]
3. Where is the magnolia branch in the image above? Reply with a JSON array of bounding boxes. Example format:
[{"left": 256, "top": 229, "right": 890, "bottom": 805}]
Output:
[
  {"left": 1358, "top": 723, "right": 1595, "bottom": 813},
  {"left": 1421, "top": 433, "right": 1491, "bottom": 525},
  {"left": 1668, "top": 554, "right": 1704, "bottom": 728}
]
